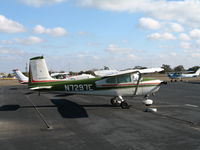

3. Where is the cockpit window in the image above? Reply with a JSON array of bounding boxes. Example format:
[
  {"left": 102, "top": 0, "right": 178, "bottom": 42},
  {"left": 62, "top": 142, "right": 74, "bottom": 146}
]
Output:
[
  {"left": 117, "top": 75, "right": 131, "bottom": 83},
  {"left": 106, "top": 74, "right": 132, "bottom": 84},
  {"left": 106, "top": 77, "right": 116, "bottom": 83}
]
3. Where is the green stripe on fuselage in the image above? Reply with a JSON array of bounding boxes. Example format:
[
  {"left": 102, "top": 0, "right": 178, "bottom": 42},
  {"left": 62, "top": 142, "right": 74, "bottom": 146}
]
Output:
[{"left": 29, "top": 77, "right": 159, "bottom": 91}]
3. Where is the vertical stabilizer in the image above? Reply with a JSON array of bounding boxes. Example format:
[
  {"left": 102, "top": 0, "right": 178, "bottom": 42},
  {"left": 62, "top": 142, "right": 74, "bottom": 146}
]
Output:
[
  {"left": 13, "top": 69, "right": 28, "bottom": 84},
  {"left": 29, "top": 56, "right": 54, "bottom": 82}
]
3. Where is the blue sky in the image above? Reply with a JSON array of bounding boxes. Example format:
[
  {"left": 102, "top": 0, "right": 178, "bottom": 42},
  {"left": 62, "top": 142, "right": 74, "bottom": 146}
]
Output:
[{"left": 1, "top": 0, "right": 200, "bottom": 72}]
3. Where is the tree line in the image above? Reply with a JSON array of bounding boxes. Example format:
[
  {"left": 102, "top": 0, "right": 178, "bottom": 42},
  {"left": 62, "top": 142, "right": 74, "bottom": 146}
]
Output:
[{"left": 161, "top": 64, "right": 200, "bottom": 73}]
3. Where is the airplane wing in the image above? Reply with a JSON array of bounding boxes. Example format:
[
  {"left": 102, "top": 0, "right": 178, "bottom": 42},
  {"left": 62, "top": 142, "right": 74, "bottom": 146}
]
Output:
[
  {"left": 102, "top": 68, "right": 164, "bottom": 78},
  {"left": 94, "top": 70, "right": 119, "bottom": 77},
  {"left": 138, "top": 68, "right": 164, "bottom": 74}
]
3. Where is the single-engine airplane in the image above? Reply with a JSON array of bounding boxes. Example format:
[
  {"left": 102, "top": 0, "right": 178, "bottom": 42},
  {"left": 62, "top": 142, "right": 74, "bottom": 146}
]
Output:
[
  {"left": 168, "top": 68, "right": 200, "bottom": 82},
  {"left": 28, "top": 56, "right": 164, "bottom": 109},
  {"left": 13, "top": 69, "right": 28, "bottom": 84}
]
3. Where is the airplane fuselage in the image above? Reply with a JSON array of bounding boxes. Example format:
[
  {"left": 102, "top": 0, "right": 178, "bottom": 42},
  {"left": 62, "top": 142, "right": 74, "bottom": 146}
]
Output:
[{"left": 29, "top": 77, "right": 162, "bottom": 97}]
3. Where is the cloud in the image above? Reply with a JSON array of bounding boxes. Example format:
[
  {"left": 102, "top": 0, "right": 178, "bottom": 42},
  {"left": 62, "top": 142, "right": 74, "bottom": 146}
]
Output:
[
  {"left": 15, "top": 36, "right": 44, "bottom": 45},
  {"left": 170, "top": 23, "right": 184, "bottom": 32},
  {"left": 0, "top": 15, "right": 26, "bottom": 33},
  {"left": 19, "top": 0, "right": 68, "bottom": 7},
  {"left": 148, "top": 32, "right": 176, "bottom": 40},
  {"left": 0, "top": 47, "right": 25, "bottom": 55},
  {"left": 139, "top": 17, "right": 161, "bottom": 30},
  {"left": 189, "top": 29, "right": 200, "bottom": 38},
  {"left": 1, "top": 40, "right": 14, "bottom": 45},
  {"left": 179, "top": 33, "right": 190, "bottom": 41},
  {"left": 78, "top": 31, "right": 89, "bottom": 35},
  {"left": 196, "top": 40, "right": 200, "bottom": 45},
  {"left": 33, "top": 25, "right": 67, "bottom": 36},
  {"left": 191, "top": 53, "right": 200, "bottom": 58},
  {"left": 180, "top": 42, "right": 191, "bottom": 49},
  {"left": 106, "top": 44, "right": 136, "bottom": 54},
  {"left": 77, "top": 0, "right": 200, "bottom": 28},
  {"left": 170, "top": 52, "right": 177, "bottom": 57}
]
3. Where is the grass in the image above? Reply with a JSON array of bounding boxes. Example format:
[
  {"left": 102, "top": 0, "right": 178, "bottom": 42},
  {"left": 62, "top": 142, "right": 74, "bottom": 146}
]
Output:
[{"left": 0, "top": 79, "right": 20, "bottom": 87}]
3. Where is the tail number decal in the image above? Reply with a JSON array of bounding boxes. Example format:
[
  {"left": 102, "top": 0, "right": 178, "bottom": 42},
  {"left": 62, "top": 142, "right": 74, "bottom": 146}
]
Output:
[{"left": 65, "top": 84, "right": 93, "bottom": 91}]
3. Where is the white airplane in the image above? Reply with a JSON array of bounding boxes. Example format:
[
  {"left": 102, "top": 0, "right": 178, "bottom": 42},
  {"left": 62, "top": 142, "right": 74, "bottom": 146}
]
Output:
[
  {"left": 50, "top": 72, "right": 69, "bottom": 79},
  {"left": 168, "top": 68, "right": 200, "bottom": 81},
  {"left": 13, "top": 69, "right": 28, "bottom": 84},
  {"left": 28, "top": 56, "right": 165, "bottom": 109},
  {"left": 51, "top": 72, "right": 94, "bottom": 80}
]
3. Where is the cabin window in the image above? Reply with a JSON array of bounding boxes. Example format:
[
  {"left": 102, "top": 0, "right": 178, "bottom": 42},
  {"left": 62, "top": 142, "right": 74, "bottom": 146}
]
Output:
[
  {"left": 116, "top": 75, "right": 131, "bottom": 83},
  {"left": 106, "top": 77, "right": 116, "bottom": 83}
]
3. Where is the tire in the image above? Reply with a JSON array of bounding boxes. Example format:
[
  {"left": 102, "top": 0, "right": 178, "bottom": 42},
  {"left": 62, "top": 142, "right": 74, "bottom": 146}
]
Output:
[
  {"left": 120, "top": 101, "right": 129, "bottom": 109},
  {"left": 110, "top": 98, "right": 117, "bottom": 106}
]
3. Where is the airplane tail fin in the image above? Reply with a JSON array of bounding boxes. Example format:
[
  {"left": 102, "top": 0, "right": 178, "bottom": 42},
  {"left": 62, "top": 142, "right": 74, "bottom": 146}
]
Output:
[
  {"left": 13, "top": 69, "right": 28, "bottom": 84},
  {"left": 29, "top": 56, "right": 54, "bottom": 84}
]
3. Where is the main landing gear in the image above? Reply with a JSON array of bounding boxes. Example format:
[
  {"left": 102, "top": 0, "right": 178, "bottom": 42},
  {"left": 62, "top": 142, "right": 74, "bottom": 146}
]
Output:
[
  {"left": 110, "top": 96, "right": 129, "bottom": 109},
  {"left": 110, "top": 95, "right": 156, "bottom": 110}
]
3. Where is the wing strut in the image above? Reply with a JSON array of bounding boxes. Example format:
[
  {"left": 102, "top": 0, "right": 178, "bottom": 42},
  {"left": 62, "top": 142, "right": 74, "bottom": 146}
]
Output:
[{"left": 133, "top": 71, "right": 142, "bottom": 96}]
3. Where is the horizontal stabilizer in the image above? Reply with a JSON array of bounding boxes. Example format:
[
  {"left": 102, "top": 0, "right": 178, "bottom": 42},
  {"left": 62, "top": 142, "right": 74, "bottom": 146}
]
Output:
[{"left": 30, "top": 86, "right": 52, "bottom": 90}]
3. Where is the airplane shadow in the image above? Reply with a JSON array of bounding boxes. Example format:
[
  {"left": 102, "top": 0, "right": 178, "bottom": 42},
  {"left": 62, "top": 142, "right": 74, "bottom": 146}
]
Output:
[
  {"left": 54, "top": 93, "right": 74, "bottom": 97},
  {"left": 187, "top": 81, "right": 200, "bottom": 85},
  {"left": 0, "top": 99, "right": 88, "bottom": 119},
  {"left": 0, "top": 105, "right": 20, "bottom": 111},
  {"left": 9, "top": 87, "right": 18, "bottom": 90},
  {"left": 50, "top": 99, "right": 88, "bottom": 118}
]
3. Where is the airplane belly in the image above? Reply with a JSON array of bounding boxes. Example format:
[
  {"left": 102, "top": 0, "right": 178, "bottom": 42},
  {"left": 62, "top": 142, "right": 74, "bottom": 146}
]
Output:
[{"left": 140, "top": 86, "right": 160, "bottom": 96}]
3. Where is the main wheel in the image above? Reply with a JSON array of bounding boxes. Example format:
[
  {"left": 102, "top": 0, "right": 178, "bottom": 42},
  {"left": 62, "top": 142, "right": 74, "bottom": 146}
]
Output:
[
  {"left": 120, "top": 101, "right": 129, "bottom": 109},
  {"left": 110, "top": 98, "right": 117, "bottom": 106}
]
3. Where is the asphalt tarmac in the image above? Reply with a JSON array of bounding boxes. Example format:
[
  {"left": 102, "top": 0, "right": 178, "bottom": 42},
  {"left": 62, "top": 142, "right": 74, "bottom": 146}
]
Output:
[{"left": 0, "top": 82, "right": 200, "bottom": 150}]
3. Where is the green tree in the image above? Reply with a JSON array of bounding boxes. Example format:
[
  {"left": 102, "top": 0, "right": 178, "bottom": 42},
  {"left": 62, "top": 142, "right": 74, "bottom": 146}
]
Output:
[
  {"left": 174, "top": 65, "right": 185, "bottom": 72},
  {"left": 133, "top": 66, "right": 147, "bottom": 69},
  {"left": 161, "top": 64, "right": 172, "bottom": 73},
  {"left": 104, "top": 66, "right": 110, "bottom": 70}
]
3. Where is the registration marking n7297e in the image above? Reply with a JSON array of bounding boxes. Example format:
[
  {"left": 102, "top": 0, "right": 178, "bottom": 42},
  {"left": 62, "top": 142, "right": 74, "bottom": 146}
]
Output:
[{"left": 64, "top": 84, "right": 93, "bottom": 91}]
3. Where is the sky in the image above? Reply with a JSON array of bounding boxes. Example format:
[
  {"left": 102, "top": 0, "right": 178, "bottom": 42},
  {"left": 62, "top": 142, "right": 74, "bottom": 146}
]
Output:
[{"left": 1, "top": 0, "right": 200, "bottom": 73}]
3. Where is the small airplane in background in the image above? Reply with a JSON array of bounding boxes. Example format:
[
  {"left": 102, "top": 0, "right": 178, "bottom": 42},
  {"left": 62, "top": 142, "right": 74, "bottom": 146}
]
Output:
[
  {"left": 168, "top": 68, "right": 200, "bottom": 82},
  {"left": 28, "top": 56, "right": 165, "bottom": 109},
  {"left": 13, "top": 69, "right": 28, "bottom": 84},
  {"left": 51, "top": 72, "right": 95, "bottom": 80}
]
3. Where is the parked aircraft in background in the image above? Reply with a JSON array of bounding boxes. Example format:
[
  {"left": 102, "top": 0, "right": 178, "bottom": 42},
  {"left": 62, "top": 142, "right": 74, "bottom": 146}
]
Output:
[
  {"left": 50, "top": 72, "right": 69, "bottom": 79},
  {"left": 13, "top": 69, "right": 28, "bottom": 84},
  {"left": 51, "top": 72, "right": 95, "bottom": 80},
  {"left": 28, "top": 56, "right": 164, "bottom": 109},
  {"left": 168, "top": 68, "right": 200, "bottom": 82}
]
